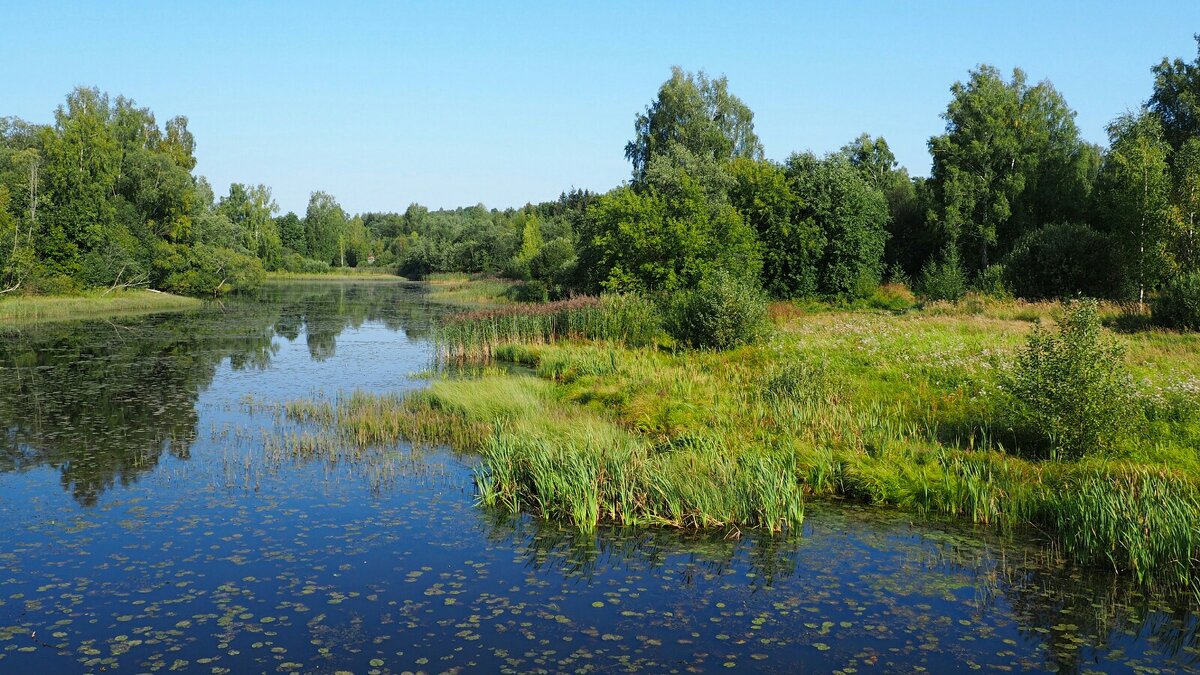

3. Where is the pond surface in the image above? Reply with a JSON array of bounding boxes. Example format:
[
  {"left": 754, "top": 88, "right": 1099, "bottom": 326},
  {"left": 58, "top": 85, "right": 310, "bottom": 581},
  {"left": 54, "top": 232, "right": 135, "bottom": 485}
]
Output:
[{"left": 1, "top": 280, "right": 1198, "bottom": 674}]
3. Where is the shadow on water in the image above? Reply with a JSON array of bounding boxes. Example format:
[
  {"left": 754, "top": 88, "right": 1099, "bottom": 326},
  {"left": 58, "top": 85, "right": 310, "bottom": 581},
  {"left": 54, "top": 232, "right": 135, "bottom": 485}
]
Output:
[{"left": 0, "top": 281, "right": 441, "bottom": 505}]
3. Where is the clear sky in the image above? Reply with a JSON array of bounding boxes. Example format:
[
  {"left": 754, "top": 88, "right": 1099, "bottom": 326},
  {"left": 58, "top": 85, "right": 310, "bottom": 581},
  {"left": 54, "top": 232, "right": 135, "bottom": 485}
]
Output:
[{"left": 5, "top": 1, "right": 1199, "bottom": 215}]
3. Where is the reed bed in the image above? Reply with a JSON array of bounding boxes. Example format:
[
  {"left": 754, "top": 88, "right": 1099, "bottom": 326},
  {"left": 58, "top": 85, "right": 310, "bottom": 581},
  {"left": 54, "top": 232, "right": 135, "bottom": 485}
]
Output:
[{"left": 434, "top": 294, "right": 660, "bottom": 362}]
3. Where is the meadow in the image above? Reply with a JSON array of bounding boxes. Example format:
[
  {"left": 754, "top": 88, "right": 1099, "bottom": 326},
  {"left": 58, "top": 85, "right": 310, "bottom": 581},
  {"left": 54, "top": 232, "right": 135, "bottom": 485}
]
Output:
[{"left": 288, "top": 288, "right": 1200, "bottom": 587}]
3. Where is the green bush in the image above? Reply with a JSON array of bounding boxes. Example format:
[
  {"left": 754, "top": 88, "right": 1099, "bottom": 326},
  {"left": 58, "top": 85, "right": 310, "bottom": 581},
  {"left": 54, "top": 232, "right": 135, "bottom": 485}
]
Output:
[
  {"left": 1001, "top": 299, "right": 1135, "bottom": 460},
  {"left": 281, "top": 252, "right": 331, "bottom": 275},
  {"left": 1153, "top": 271, "right": 1200, "bottom": 331},
  {"left": 972, "top": 264, "right": 1011, "bottom": 298},
  {"left": 916, "top": 248, "right": 966, "bottom": 301},
  {"left": 155, "top": 243, "right": 265, "bottom": 296},
  {"left": 664, "top": 270, "right": 770, "bottom": 349},
  {"left": 506, "top": 280, "right": 550, "bottom": 303},
  {"left": 1003, "top": 223, "right": 1116, "bottom": 299}
]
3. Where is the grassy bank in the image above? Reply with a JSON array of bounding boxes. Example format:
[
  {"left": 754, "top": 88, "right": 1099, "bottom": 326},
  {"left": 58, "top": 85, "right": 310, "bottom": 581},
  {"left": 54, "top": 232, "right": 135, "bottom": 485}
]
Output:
[
  {"left": 424, "top": 273, "right": 516, "bottom": 306},
  {"left": 290, "top": 295, "right": 1200, "bottom": 585},
  {"left": 0, "top": 289, "right": 202, "bottom": 326},
  {"left": 264, "top": 269, "right": 405, "bottom": 281}
]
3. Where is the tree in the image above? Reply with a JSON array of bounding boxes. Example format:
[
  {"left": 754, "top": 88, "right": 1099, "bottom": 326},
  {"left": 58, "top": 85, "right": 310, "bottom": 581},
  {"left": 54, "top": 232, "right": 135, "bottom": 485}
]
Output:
[
  {"left": 304, "top": 191, "right": 347, "bottom": 266},
  {"left": 276, "top": 211, "right": 306, "bottom": 255},
  {"left": 1172, "top": 138, "right": 1200, "bottom": 270},
  {"left": 785, "top": 153, "right": 890, "bottom": 297},
  {"left": 219, "top": 183, "right": 281, "bottom": 268},
  {"left": 579, "top": 150, "right": 759, "bottom": 293},
  {"left": 928, "top": 67, "right": 1092, "bottom": 277},
  {"left": 38, "top": 87, "right": 121, "bottom": 277},
  {"left": 840, "top": 134, "right": 933, "bottom": 278},
  {"left": 625, "top": 67, "right": 763, "bottom": 184},
  {"left": 727, "top": 157, "right": 823, "bottom": 297},
  {"left": 1094, "top": 111, "right": 1173, "bottom": 305},
  {"left": 1149, "top": 35, "right": 1200, "bottom": 153}
]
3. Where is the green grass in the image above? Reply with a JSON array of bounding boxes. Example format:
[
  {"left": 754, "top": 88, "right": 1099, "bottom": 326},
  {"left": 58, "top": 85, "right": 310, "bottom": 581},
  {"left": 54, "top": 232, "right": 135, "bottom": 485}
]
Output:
[
  {"left": 291, "top": 291, "right": 1200, "bottom": 586},
  {"left": 287, "top": 378, "right": 804, "bottom": 533},
  {"left": 424, "top": 273, "right": 516, "bottom": 307},
  {"left": 0, "top": 289, "right": 202, "bottom": 326}
]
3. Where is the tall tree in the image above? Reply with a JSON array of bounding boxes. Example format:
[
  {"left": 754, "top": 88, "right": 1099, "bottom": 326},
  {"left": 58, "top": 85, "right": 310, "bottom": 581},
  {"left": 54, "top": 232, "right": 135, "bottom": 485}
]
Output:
[
  {"left": 785, "top": 153, "right": 890, "bottom": 297},
  {"left": 728, "top": 157, "right": 823, "bottom": 297},
  {"left": 1094, "top": 111, "right": 1173, "bottom": 305},
  {"left": 304, "top": 191, "right": 347, "bottom": 266},
  {"left": 625, "top": 67, "right": 763, "bottom": 184},
  {"left": 219, "top": 183, "right": 281, "bottom": 268},
  {"left": 840, "top": 134, "right": 932, "bottom": 277},
  {"left": 928, "top": 66, "right": 1091, "bottom": 276},
  {"left": 580, "top": 146, "right": 759, "bottom": 293},
  {"left": 1149, "top": 35, "right": 1200, "bottom": 153}
]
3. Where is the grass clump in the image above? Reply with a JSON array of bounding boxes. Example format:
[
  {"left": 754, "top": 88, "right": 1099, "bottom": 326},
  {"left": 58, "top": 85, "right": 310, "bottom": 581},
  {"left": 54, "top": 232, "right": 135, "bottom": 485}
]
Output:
[
  {"left": 1001, "top": 299, "right": 1136, "bottom": 459},
  {"left": 287, "top": 376, "right": 804, "bottom": 533}
]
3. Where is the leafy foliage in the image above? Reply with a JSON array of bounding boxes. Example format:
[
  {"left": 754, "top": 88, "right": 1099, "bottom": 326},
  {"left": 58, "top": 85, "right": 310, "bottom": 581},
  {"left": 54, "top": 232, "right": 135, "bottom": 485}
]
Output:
[
  {"left": 1003, "top": 222, "right": 1117, "bottom": 299},
  {"left": 662, "top": 270, "right": 770, "bottom": 350},
  {"left": 1153, "top": 270, "right": 1200, "bottom": 330},
  {"left": 1001, "top": 300, "right": 1135, "bottom": 460},
  {"left": 625, "top": 67, "right": 763, "bottom": 184}
]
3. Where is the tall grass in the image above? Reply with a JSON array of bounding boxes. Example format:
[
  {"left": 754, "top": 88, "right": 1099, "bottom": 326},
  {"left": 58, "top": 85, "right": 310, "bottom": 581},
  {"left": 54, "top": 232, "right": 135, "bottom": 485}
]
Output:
[
  {"left": 0, "top": 289, "right": 201, "bottom": 326},
  {"left": 285, "top": 377, "right": 804, "bottom": 533},
  {"left": 435, "top": 294, "right": 660, "bottom": 362}
]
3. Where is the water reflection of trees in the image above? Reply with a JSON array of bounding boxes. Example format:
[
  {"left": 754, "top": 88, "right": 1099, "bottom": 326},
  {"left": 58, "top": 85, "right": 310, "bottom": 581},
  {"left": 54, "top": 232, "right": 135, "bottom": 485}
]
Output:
[
  {"left": 0, "top": 281, "right": 440, "bottom": 506},
  {"left": 478, "top": 505, "right": 1199, "bottom": 673}
]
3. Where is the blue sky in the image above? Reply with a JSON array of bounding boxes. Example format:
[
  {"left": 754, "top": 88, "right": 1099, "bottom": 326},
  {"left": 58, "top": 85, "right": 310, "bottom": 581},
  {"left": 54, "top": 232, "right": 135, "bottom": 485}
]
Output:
[{"left": 4, "top": 1, "right": 1199, "bottom": 215}]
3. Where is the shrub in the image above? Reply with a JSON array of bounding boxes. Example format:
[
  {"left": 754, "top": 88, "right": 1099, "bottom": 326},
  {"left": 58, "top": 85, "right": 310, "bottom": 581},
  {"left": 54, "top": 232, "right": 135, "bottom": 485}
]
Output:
[
  {"left": 1003, "top": 223, "right": 1117, "bottom": 299},
  {"left": 972, "top": 264, "right": 1011, "bottom": 298},
  {"left": 1153, "top": 271, "right": 1200, "bottom": 331},
  {"left": 506, "top": 280, "right": 550, "bottom": 303},
  {"left": 916, "top": 248, "right": 966, "bottom": 301},
  {"left": 664, "top": 270, "right": 770, "bottom": 349},
  {"left": 1001, "top": 299, "right": 1136, "bottom": 460}
]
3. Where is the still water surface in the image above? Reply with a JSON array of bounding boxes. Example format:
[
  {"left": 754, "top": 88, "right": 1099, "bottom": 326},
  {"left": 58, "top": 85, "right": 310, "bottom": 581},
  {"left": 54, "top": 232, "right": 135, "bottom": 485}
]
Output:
[{"left": 1, "top": 281, "right": 1197, "bottom": 674}]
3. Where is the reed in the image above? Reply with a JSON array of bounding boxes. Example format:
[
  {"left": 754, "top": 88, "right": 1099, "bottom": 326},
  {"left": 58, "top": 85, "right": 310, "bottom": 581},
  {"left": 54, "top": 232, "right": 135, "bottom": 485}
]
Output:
[{"left": 434, "top": 294, "right": 661, "bottom": 363}]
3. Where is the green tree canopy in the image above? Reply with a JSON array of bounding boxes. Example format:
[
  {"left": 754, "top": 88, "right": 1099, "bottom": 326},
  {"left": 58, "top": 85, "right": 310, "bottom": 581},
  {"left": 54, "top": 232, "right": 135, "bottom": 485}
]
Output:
[
  {"left": 928, "top": 66, "right": 1093, "bottom": 276},
  {"left": 625, "top": 67, "right": 763, "bottom": 185}
]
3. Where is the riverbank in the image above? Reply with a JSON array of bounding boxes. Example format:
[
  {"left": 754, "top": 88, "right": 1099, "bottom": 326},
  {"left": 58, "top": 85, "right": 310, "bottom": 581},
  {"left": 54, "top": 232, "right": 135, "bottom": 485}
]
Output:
[
  {"left": 424, "top": 273, "right": 515, "bottom": 306},
  {"left": 0, "top": 289, "right": 203, "bottom": 326},
  {"left": 289, "top": 292, "right": 1200, "bottom": 585},
  {"left": 264, "top": 270, "right": 405, "bottom": 282}
]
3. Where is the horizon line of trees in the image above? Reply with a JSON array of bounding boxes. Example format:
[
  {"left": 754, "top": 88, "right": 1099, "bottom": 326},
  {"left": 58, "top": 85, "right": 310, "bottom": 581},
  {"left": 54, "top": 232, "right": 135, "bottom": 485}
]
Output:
[{"left": 4, "top": 39, "right": 1200, "bottom": 311}]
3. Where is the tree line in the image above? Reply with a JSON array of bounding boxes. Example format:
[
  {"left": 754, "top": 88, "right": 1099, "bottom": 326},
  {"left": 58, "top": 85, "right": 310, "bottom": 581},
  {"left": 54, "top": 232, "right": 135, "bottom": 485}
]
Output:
[{"left": 4, "top": 40, "right": 1200, "bottom": 312}]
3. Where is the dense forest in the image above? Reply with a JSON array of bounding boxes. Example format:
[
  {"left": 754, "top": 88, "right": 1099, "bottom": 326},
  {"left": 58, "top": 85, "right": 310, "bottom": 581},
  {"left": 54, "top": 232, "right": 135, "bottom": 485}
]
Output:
[{"left": 4, "top": 40, "right": 1200, "bottom": 323}]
